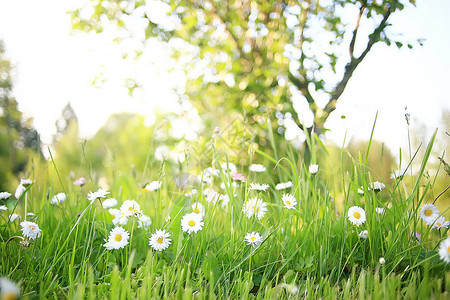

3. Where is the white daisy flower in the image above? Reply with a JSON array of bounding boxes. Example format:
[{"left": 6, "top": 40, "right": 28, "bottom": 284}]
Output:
[
  {"left": 221, "top": 162, "right": 237, "bottom": 174},
  {"left": 244, "top": 231, "right": 263, "bottom": 247},
  {"left": 390, "top": 169, "right": 406, "bottom": 180},
  {"left": 249, "top": 182, "right": 269, "bottom": 191},
  {"left": 137, "top": 214, "right": 152, "bottom": 229},
  {"left": 120, "top": 200, "right": 141, "bottom": 217},
  {"left": 376, "top": 207, "right": 385, "bottom": 214},
  {"left": 419, "top": 203, "right": 440, "bottom": 225},
  {"left": 0, "top": 205, "right": 7, "bottom": 211},
  {"left": 109, "top": 208, "right": 128, "bottom": 226},
  {"left": 0, "top": 192, "right": 11, "bottom": 200},
  {"left": 220, "top": 194, "right": 231, "bottom": 207},
  {"left": 205, "top": 189, "right": 220, "bottom": 204},
  {"left": 185, "top": 189, "right": 198, "bottom": 197},
  {"left": 14, "top": 185, "right": 26, "bottom": 199},
  {"left": 368, "top": 181, "right": 386, "bottom": 192},
  {"left": 191, "top": 202, "right": 205, "bottom": 217},
  {"left": 309, "top": 164, "right": 319, "bottom": 174},
  {"left": 275, "top": 181, "right": 293, "bottom": 190},
  {"left": 243, "top": 198, "right": 268, "bottom": 220},
  {"left": 357, "top": 187, "right": 364, "bottom": 196},
  {"left": 87, "top": 188, "right": 109, "bottom": 202},
  {"left": 104, "top": 227, "right": 129, "bottom": 250},
  {"left": 9, "top": 213, "right": 20, "bottom": 222},
  {"left": 26, "top": 212, "right": 37, "bottom": 221},
  {"left": 197, "top": 168, "right": 219, "bottom": 184},
  {"left": 50, "top": 193, "right": 67, "bottom": 205},
  {"left": 379, "top": 257, "right": 386, "bottom": 265},
  {"left": 20, "top": 221, "right": 41, "bottom": 240},
  {"left": 144, "top": 181, "right": 162, "bottom": 192},
  {"left": 439, "top": 237, "right": 450, "bottom": 263},
  {"left": 249, "top": 164, "right": 266, "bottom": 172},
  {"left": 102, "top": 198, "right": 118, "bottom": 209},
  {"left": 432, "top": 216, "right": 450, "bottom": 230},
  {"left": 20, "top": 179, "right": 33, "bottom": 187},
  {"left": 359, "top": 230, "right": 369, "bottom": 239},
  {"left": 348, "top": 206, "right": 366, "bottom": 225},
  {"left": 181, "top": 212, "right": 204, "bottom": 234},
  {"left": 220, "top": 181, "right": 237, "bottom": 190},
  {"left": 282, "top": 193, "right": 297, "bottom": 210},
  {"left": 0, "top": 277, "right": 20, "bottom": 300},
  {"left": 149, "top": 229, "right": 172, "bottom": 252}
]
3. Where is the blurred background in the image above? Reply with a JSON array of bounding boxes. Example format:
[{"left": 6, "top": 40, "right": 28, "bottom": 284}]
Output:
[{"left": 0, "top": 0, "right": 448, "bottom": 203}]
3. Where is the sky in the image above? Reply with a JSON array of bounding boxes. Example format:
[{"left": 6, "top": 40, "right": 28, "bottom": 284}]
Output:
[{"left": 0, "top": 0, "right": 449, "bottom": 155}]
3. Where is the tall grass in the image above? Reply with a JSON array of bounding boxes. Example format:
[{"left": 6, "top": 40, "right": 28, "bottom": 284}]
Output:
[{"left": 0, "top": 127, "right": 449, "bottom": 299}]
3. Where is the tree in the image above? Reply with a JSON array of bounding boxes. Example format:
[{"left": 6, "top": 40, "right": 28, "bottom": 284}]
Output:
[
  {"left": 71, "top": 0, "right": 419, "bottom": 155},
  {"left": 0, "top": 40, "right": 42, "bottom": 190}
]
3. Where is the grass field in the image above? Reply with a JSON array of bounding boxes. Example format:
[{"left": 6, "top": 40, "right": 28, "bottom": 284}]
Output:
[{"left": 1, "top": 127, "right": 450, "bottom": 299}]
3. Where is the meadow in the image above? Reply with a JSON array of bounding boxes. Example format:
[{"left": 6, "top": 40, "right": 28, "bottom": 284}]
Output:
[{"left": 1, "top": 124, "right": 450, "bottom": 299}]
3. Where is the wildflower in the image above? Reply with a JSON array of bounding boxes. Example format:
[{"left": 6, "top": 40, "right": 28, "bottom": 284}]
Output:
[
  {"left": 232, "top": 173, "right": 247, "bottom": 182},
  {"left": 390, "top": 169, "right": 406, "bottom": 180},
  {"left": 185, "top": 189, "right": 198, "bottom": 197},
  {"left": 249, "top": 182, "right": 269, "bottom": 191},
  {"left": 282, "top": 193, "right": 297, "bottom": 210},
  {"left": 0, "top": 205, "right": 7, "bottom": 211},
  {"left": 191, "top": 202, "right": 205, "bottom": 217},
  {"left": 26, "top": 212, "right": 37, "bottom": 221},
  {"left": 109, "top": 208, "right": 128, "bottom": 226},
  {"left": 249, "top": 164, "right": 266, "bottom": 172},
  {"left": 120, "top": 200, "right": 141, "bottom": 217},
  {"left": 244, "top": 231, "right": 263, "bottom": 247},
  {"left": 379, "top": 257, "right": 386, "bottom": 265},
  {"left": 205, "top": 189, "right": 220, "bottom": 204},
  {"left": 221, "top": 162, "right": 237, "bottom": 174},
  {"left": 0, "top": 192, "right": 11, "bottom": 200},
  {"left": 376, "top": 207, "right": 385, "bottom": 214},
  {"left": 419, "top": 203, "right": 440, "bottom": 225},
  {"left": 149, "top": 229, "right": 172, "bottom": 252},
  {"left": 220, "top": 181, "right": 237, "bottom": 190},
  {"left": 73, "top": 177, "right": 86, "bottom": 187},
  {"left": 220, "top": 194, "right": 231, "bottom": 207},
  {"left": 9, "top": 213, "right": 20, "bottom": 222},
  {"left": 368, "top": 181, "right": 385, "bottom": 192},
  {"left": 357, "top": 187, "right": 364, "bottom": 196},
  {"left": 104, "top": 227, "right": 130, "bottom": 250},
  {"left": 87, "top": 188, "right": 109, "bottom": 202},
  {"left": 20, "top": 221, "right": 41, "bottom": 240},
  {"left": 181, "top": 212, "right": 204, "bottom": 234},
  {"left": 243, "top": 198, "right": 268, "bottom": 220},
  {"left": 359, "top": 230, "right": 369, "bottom": 239},
  {"left": 102, "top": 198, "right": 118, "bottom": 209},
  {"left": 411, "top": 232, "right": 422, "bottom": 243},
  {"left": 14, "top": 179, "right": 32, "bottom": 199},
  {"left": 0, "top": 277, "right": 20, "bottom": 300},
  {"left": 50, "top": 193, "right": 67, "bottom": 205},
  {"left": 309, "top": 164, "right": 319, "bottom": 174},
  {"left": 276, "top": 181, "right": 293, "bottom": 190},
  {"left": 347, "top": 206, "right": 366, "bottom": 225},
  {"left": 197, "top": 167, "right": 219, "bottom": 184},
  {"left": 438, "top": 237, "right": 450, "bottom": 263},
  {"left": 143, "top": 181, "right": 162, "bottom": 192},
  {"left": 137, "top": 214, "right": 152, "bottom": 229},
  {"left": 432, "top": 216, "right": 450, "bottom": 230}
]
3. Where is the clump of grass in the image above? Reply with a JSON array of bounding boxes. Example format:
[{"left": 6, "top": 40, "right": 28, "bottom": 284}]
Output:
[{"left": 0, "top": 126, "right": 449, "bottom": 299}]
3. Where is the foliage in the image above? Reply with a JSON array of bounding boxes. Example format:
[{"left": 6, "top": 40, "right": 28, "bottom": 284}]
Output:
[
  {"left": 0, "top": 41, "right": 42, "bottom": 191},
  {"left": 71, "top": 0, "right": 421, "bottom": 151}
]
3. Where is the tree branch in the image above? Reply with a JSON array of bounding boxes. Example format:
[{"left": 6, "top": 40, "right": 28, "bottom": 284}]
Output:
[{"left": 349, "top": 2, "right": 366, "bottom": 59}]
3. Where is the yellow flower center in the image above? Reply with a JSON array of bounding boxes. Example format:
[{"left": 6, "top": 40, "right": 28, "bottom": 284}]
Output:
[
  {"left": 29, "top": 225, "right": 34, "bottom": 229},
  {"left": 354, "top": 212, "right": 361, "bottom": 219},
  {"left": 250, "top": 236, "right": 256, "bottom": 241},
  {"left": 286, "top": 200, "right": 291, "bottom": 205},
  {"left": 3, "top": 292, "right": 18, "bottom": 300},
  {"left": 193, "top": 208, "right": 200, "bottom": 213},
  {"left": 157, "top": 237, "right": 164, "bottom": 244},
  {"left": 128, "top": 207, "right": 133, "bottom": 211},
  {"left": 424, "top": 209, "right": 432, "bottom": 217},
  {"left": 112, "top": 215, "right": 116, "bottom": 219},
  {"left": 141, "top": 188, "right": 149, "bottom": 193},
  {"left": 115, "top": 234, "right": 122, "bottom": 242},
  {"left": 253, "top": 206, "right": 259, "bottom": 212},
  {"left": 188, "top": 220, "right": 196, "bottom": 227},
  {"left": 448, "top": 246, "right": 450, "bottom": 253},
  {"left": 437, "top": 223, "right": 442, "bottom": 227}
]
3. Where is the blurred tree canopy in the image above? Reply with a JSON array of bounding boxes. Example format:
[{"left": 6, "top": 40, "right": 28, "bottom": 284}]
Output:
[
  {"left": 0, "top": 41, "right": 42, "bottom": 191},
  {"left": 71, "top": 0, "right": 419, "bottom": 155}
]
